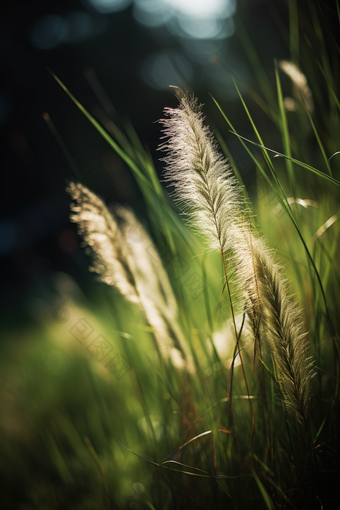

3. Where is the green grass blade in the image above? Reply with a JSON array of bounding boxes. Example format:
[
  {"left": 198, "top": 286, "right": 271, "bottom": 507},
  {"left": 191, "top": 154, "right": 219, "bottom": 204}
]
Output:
[
  {"left": 304, "top": 106, "right": 333, "bottom": 176},
  {"left": 316, "top": 56, "right": 340, "bottom": 111},
  {"left": 122, "top": 116, "right": 163, "bottom": 194},
  {"left": 313, "top": 416, "right": 327, "bottom": 445},
  {"left": 210, "top": 121, "right": 245, "bottom": 188},
  {"left": 288, "top": 0, "right": 299, "bottom": 63},
  {"left": 254, "top": 454, "right": 275, "bottom": 477},
  {"left": 329, "top": 151, "right": 340, "bottom": 163},
  {"left": 210, "top": 56, "right": 279, "bottom": 125},
  {"left": 210, "top": 94, "right": 290, "bottom": 213},
  {"left": 211, "top": 95, "right": 336, "bottom": 346},
  {"left": 118, "top": 442, "right": 226, "bottom": 478},
  {"left": 236, "top": 20, "right": 277, "bottom": 110},
  {"left": 230, "top": 132, "right": 340, "bottom": 187},
  {"left": 43, "top": 112, "right": 83, "bottom": 181},
  {"left": 49, "top": 70, "right": 197, "bottom": 253},
  {"left": 274, "top": 60, "right": 294, "bottom": 189},
  {"left": 252, "top": 469, "right": 275, "bottom": 510},
  {"left": 49, "top": 69, "right": 152, "bottom": 189},
  {"left": 230, "top": 78, "right": 291, "bottom": 209}
]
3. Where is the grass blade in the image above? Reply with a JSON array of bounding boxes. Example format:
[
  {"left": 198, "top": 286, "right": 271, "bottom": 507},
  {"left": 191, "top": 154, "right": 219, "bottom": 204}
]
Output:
[
  {"left": 230, "top": 132, "right": 340, "bottom": 187},
  {"left": 252, "top": 469, "right": 275, "bottom": 510},
  {"left": 211, "top": 95, "right": 337, "bottom": 353},
  {"left": 49, "top": 69, "right": 152, "bottom": 189},
  {"left": 274, "top": 60, "right": 294, "bottom": 189},
  {"left": 43, "top": 112, "right": 83, "bottom": 181}
]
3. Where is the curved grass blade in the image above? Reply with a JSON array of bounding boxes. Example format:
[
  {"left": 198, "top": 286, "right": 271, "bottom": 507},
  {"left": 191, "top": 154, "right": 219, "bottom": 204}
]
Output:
[
  {"left": 210, "top": 120, "right": 245, "bottom": 189},
  {"left": 211, "top": 95, "right": 338, "bottom": 352},
  {"left": 210, "top": 55, "right": 279, "bottom": 125},
  {"left": 236, "top": 20, "right": 277, "bottom": 110},
  {"left": 230, "top": 78, "right": 286, "bottom": 198},
  {"left": 163, "top": 428, "right": 233, "bottom": 463},
  {"left": 274, "top": 60, "right": 294, "bottom": 188},
  {"left": 230, "top": 132, "right": 340, "bottom": 187},
  {"left": 304, "top": 105, "right": 332, "bottom": 176},
  {"left": 43, "top": 112, "right": 83, "bottom": 181},
  {"left": 117, "top": 441, "right": 252, "bottom": 479},
  {"left": 49, "top": 69, "right": 152, "bottom": 188},
  {"left": 329, "top": 151, "right": 340, "bottom": 163},
  {"left": 252, "top": 469, "right": 275, "bottom": 510},
  {"left": 49, "top": 69, "right": 198, "bottom": 254}
]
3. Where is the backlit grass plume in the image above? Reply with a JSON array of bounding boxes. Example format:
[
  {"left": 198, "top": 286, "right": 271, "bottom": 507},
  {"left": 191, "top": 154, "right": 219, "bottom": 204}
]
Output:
[
  {"left": 159, "top": 88, "right": 260, "bottom": 344},
  {"left": 254, "top": 240, "right": 313, "bottom": 422},
  {"left": 251, "top": 236, "right": 314, "bottom": 422},
  {"left": 159, "top": 87, "right": 247, "bottom": 255},
  {"left": 279, "top": 60, "right": 314, "bottom": 113},
  {"left": 67, "top": 182, "right": 194, "bottom": 371},
  {"left": 159, "top": 88, "right": 313, "bottom": 420},
  {"left": 67, "top": 182, "right": 138, "bottom": 302}
]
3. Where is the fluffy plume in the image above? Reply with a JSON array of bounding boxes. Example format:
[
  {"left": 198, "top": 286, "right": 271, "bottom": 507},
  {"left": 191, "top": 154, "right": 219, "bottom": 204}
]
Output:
[
  {"left": 67, "top": 182, "right": 194, "bottom": 372},
  {"left": 251, "top": 236, "right": 314, "bottom": 421},
  {"left": 159, "top": 89, "right": 313, "bottom": 419},
  {"left": 159, "top": 87, "right": 247, "bottom": 254},
  {"left": 114, "top": 205, "right": 194, "bottom": 371},
  {"left": 159, "top": 88, "right": 260, "bottom": 329},
  {"left": 67, "top": 182, "right": 138, "bottom": 302},
  {"left": 279, "top": 61, "right": 314, "bottom": 113}
]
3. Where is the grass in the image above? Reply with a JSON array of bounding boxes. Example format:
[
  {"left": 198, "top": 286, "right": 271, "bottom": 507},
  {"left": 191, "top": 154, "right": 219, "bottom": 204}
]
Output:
[{"left": 1, "top": 1, "right": 340, "bottom": 508}]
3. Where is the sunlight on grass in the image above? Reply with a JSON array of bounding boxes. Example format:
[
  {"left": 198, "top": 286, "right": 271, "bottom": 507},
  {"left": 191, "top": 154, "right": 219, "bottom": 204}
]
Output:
[{"left": 1, "top": 1, "right": 340, "bottom": 508}]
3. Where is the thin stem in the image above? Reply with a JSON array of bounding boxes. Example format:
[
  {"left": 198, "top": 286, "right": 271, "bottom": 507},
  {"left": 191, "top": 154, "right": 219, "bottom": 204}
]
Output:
[{"left": 220, "top": 248, "right": 255, "bottom": 457}]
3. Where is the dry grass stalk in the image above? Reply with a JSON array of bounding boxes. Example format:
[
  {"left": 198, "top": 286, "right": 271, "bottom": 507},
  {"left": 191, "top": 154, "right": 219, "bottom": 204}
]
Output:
[
  {"left": 159, "top": 89, "right": 313, "bottom": 420},
  {"left": 251, "top": 236, "right": 314, "bottom": 421},
  {"left": 67, "top": 182, "right": 194, "bottom": 372}
]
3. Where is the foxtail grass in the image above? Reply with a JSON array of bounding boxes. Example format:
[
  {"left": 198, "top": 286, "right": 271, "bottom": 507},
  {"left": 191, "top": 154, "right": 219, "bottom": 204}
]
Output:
[
  {"left": 67, "top": 182, "right": 194, "bottom": 372},
  {"left": 159, "top": 88, "right": 314, "bottom": 423}
]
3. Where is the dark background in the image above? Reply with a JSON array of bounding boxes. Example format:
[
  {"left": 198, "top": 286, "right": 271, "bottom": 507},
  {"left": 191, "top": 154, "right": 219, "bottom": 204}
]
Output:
[{"left": 0, "top": 0, "right": 335, "bottom": 329}]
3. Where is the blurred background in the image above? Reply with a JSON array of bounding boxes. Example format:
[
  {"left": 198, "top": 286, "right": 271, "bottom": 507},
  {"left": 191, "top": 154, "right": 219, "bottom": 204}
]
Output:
[{"left": 1, "top": 0, "right": 338, "bottom": 320}]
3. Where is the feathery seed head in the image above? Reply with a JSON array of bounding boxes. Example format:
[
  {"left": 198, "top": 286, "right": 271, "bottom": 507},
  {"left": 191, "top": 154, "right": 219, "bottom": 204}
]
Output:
[
  {"left": 159, "top": 88, "right": 244, "bottom": 254},
  {"left": 67, "top": 182, "right": 194, "bottom": 371},
  {"left": 253, "top": 243, "right": 314, "bottom": 421},
  {"left": 159, "top": 89, "right": 314, "bottom": 417},
  {"left": 67, "top": 182, "right": 138, "bottom": 302},
  {"left": 279, "top": 61, "right": 314, "bottom": 113}
]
